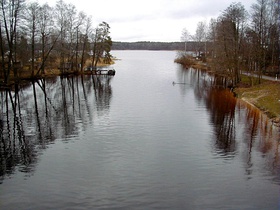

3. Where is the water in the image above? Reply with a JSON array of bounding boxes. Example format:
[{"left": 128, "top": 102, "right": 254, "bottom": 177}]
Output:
[{"left": 0, "top": 51, "right": 279, "bottom": 209}]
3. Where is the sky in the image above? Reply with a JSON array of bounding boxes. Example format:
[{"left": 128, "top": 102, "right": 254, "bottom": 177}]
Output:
[{"left": 34, "top": 0, "right": 257, "bottom": 42}]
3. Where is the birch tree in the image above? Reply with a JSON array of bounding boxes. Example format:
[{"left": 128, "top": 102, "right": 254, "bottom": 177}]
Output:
[{"left": 181, "top": 28, "right": 190, "bottom": 52}]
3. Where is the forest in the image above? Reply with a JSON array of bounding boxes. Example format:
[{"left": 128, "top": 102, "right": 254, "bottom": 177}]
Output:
[
  {"left": 112, "top": 41, "right": 192, "bottom": 51},
  {"left": 0, "top": 0, "right": 112, "bottom": 86},
  {"left": 179, "top": 1, "right": 280, "bottom": 85}
]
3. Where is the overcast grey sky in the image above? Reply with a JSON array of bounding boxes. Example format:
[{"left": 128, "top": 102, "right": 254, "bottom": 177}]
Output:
[{"left": 35, "top": 0, "right": 256, "bottom": 42}]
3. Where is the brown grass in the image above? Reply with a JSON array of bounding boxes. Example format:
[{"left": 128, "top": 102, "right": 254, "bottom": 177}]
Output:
[
  {"left": 1, "top": 58, "right": 115, "bottom": 84},
  {"left": 174, "top": 55, "right": 195, "bottom": 68}
]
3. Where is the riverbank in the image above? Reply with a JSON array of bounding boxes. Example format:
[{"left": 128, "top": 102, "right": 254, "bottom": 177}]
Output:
[
  {"left": 0, "top": 60, "right": 115, "bottom": 89},
  {"left": 174, "top": 55, "right": 280, "bottom": 126},
  {"left": 234, "top": 80, "right": 280, "bottom": 126}
]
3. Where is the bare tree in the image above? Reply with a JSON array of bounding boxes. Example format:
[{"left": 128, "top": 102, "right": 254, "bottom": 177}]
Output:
[
  {"left": 180, "top": 28, "right": 190, "bottom": 52},
  {"left": 55, "top": 0, "right": 71, "bottom": 73},
  {"left": 208, "top": 18, "right": 218, "bottom": 60},
  {"left": 38, "top": 3, "right": 53, "bottom": 74},
  {"left": 251, "top": 0, "right": 269, "bottom": 83},
  {"left": 73, "top": 11, "right": 86, "bottom": 72},
  {"left": 207, "top": 18, "right": 218, "bottom": 71},
  {"left": 214, "top": 2, "right": 248, "bottom": 85},
  {"left": 80, "top": 16, "right": 92, "bottom": 72},
  {"left": 265, "top": 0, "right": 279, "bottom": 76},
  {"left": 91, "top": 22, "right": 112, "bottom": 68},
  {"left": 0, "top": 0, "right": 25, "bottom": 84},
  {"left": 194, "top": 21, "right": 207, "bottom": 57},
  {"left": 25, "top": 2, "right": 40, "bottom": 78},
  {"left": 65, "top": 3, "right": 77, "bottom": 71}
]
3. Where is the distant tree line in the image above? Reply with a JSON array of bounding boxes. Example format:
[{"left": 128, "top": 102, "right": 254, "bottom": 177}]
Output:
[
  {"left": 112, "top": 41, "right": 208, "bottom": 51},
  {"left": 0, "top": 0, "right": 112, "bottom": 86},
  {"left": 180, "top": 0, "right": 280, "bottom": 86}
]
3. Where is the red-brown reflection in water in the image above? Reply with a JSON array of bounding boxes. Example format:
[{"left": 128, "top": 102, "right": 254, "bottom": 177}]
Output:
[
  {"left": 236, "top": 99, "right": 280, "bottom": 181},
  {"left": 187, "top": 67, "right": 280, "bottom": 181},
  {"left": 205, "top": 88, "right": 237, "bottom": 156}
]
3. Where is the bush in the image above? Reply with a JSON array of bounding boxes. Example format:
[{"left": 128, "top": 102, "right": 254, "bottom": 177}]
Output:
[{"left": 174, "top": 53, "right": 195, "bottom": 67}]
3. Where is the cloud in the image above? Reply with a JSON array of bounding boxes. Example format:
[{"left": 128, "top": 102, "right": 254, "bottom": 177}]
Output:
[{"left": 35, "top": 0, "right": 256, "bottom": 42}]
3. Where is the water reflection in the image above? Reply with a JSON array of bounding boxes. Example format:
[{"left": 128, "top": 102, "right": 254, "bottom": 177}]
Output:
[
  {"left": 0, "top": 75, "right": 113, "bottom": 183},
  {"left": 238, "top": 100, "right": 280, "bottom": 183},
  {"left": 207, "top": 89, "right": 237, "bottom": 156},
  {"left": 177, "top": 68, "right": 237, "bottom": 155},
  {"left": 178, "top": 67, "right": 280, "bottom": 182}
]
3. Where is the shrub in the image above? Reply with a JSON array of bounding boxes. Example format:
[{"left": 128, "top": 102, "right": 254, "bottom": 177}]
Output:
[{"left": 174, "top": 54, "right": 195, "bottom": 67}]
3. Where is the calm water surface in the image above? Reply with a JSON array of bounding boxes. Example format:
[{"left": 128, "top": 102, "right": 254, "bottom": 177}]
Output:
[{"left": 0, "top": 51, "right": 280, "bottom": 209}]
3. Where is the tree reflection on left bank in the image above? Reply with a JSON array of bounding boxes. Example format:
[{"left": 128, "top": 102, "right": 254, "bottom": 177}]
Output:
[{"left": 0, "top": 75, "right": 113, "bottom": 183}]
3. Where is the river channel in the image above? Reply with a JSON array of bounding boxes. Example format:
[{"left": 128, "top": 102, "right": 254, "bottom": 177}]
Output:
[{"left": 0, "top": 50, "right": 279, "bottom": 209}]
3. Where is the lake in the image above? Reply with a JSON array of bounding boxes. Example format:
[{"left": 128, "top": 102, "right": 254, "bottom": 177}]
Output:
[{"left": 0, "top": 50, "right": 279, "bottom": 209}]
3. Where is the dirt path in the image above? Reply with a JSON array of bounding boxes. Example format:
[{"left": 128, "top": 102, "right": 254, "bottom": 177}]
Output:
[{"left": 242, "top": 72, "right": 280, "bottom": 83}]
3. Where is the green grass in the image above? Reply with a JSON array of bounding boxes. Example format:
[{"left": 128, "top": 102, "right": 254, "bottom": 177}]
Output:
[
  {"left": 235, "top": 80, "right": 280, "bottom": 119},
  {"left": 239, "top": 75, "right": 266, "bottom": 86}
]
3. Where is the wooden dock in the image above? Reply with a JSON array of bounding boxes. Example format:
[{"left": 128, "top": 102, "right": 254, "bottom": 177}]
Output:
[
  {"left": 84, "top": 66, "right": 116, "bottom": 76},
  {"left": 92, "top": 69, "right": 116, "bottom": 76}
]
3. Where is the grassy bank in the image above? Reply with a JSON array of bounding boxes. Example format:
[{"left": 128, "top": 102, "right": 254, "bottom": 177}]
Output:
[{"left": 235, "top": 80, "right": 280, "bottom": 123}]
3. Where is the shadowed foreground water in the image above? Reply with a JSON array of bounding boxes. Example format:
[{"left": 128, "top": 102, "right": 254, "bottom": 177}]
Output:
[{"left": 0, "top": 51, "right": 279, "bottom": 209}]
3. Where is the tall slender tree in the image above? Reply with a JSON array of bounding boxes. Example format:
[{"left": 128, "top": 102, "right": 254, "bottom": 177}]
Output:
[
  {"left": 25, "top": 2, "right": 40, "bottom": 78},
  {"left": 38, "top": 3, "right": 53, "bottom": 74},
  {"left": 251, "top": 0, "right": 269, "bottom": 83},
  {"left": 80, "top": 16, "right": 92, "bottom": 72},
  {"left": 55, "top": 0, "right": 70, "bottom": 73},
  {"left": 0, "top": 0, "right": 25, "bottom": 84},
  {"left": 194, "top": 21, "right": 207, "bottom": 57},
  {"left": 181, "top": 28, "right": 190, "bottom": 52}
]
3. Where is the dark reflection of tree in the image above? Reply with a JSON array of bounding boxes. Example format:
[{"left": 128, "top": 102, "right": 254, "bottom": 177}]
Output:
[
  {"left": 177, "top": 67, "right": 237, "bottom": 156},
  {"left": 0, "top": 86, "right": 38, "bottom": 179},
  {"left": 0, "top": 74, "right": 113, "bottom": 183},
  {"left": 91, "top": 74, "right": 113, "bottom": 113},
  {"left": 205, "top": 88, "right": 237, "bottom": 155},
  {"left": 177, "top": 67, "right": 280, "bottom": 182},
  {"left": 237, "top": 101, "right": 280, "bottom": 183}
]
